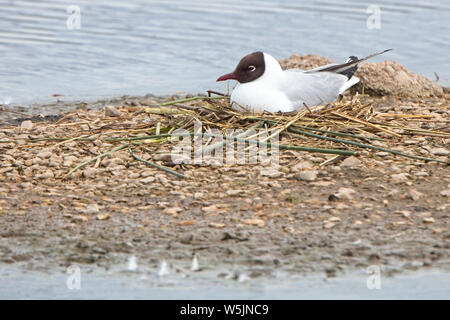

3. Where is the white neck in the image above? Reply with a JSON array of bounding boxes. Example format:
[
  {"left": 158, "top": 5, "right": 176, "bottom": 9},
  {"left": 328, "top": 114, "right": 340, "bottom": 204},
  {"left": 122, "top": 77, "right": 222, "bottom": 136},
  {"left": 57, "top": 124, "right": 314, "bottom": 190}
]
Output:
[{"left": 259, "top": 52, "right": 282, "bottom": 83}]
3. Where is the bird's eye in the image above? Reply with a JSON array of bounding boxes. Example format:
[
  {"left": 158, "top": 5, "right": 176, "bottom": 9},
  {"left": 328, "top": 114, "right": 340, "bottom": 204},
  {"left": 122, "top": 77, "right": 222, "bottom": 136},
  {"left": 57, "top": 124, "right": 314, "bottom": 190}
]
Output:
[{"left": 248, "top": 66, "right": 256, "bottom": 72}]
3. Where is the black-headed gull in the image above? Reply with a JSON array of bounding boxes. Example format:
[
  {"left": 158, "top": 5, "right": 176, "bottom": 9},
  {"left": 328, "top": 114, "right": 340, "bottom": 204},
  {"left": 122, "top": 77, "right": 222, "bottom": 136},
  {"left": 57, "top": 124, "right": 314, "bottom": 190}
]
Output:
[{"left": 217, "top": 49, "right": 391, "bottom": 113}]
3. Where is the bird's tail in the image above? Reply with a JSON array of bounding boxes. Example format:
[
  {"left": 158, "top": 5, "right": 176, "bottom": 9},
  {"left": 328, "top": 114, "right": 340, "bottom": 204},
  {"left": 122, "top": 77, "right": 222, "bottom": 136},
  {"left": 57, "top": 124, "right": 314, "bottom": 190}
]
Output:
[{"left": 310, "top": 49, "right": 392, "bottom": 78}]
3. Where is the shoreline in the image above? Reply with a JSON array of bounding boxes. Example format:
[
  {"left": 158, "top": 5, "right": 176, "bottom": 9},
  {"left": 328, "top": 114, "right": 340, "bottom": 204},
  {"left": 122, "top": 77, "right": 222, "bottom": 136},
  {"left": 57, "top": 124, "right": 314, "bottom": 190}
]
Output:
[
  {"left": 1, "top": 266, "right": 449, "bottom": 299},
  {"left": 0, "top": 92, "right": 449, "bottom": 298}
]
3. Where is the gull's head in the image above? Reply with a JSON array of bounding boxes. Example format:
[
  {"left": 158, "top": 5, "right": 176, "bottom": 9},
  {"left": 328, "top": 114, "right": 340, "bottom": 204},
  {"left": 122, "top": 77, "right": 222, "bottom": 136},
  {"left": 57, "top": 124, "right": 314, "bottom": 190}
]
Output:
[{"left": 217, "top": 51, "right": 281, "bottom": 84}]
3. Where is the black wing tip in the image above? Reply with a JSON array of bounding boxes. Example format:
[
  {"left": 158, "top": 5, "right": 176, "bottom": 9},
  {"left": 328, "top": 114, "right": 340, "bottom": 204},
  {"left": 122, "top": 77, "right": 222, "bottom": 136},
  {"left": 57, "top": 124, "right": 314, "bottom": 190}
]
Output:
[
  {"left": 343, "top": 49, "right": 392, "bottom": 78},
  {"left": 346, "top": 56, "right": 359, "bottom": 63},
  {"left": 340, "top": 65, "right": 358, "bottom": 78}
]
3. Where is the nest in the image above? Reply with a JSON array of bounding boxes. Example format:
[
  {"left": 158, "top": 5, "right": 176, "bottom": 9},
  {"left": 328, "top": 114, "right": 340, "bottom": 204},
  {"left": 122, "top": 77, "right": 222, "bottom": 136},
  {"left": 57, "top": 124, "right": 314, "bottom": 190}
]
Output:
[{"left": 0, "top": 92, "right": 449, "bottom": 179}]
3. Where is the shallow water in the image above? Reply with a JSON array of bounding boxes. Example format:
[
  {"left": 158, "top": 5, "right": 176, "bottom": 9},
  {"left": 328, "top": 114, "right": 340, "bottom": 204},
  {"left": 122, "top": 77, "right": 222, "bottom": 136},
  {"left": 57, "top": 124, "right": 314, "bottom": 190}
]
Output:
[
  {"left": 0, "top": 267, "right": 449, "bottom": 299},
  {"left": 0, "top": 0, "right": 449, "bottom": 106}
]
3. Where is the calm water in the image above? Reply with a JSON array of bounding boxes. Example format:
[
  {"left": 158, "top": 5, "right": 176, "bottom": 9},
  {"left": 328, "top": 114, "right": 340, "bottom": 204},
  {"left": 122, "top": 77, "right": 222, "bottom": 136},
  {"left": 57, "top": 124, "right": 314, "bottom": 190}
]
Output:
[
  {"left": 0, "top": 0, "right": 449, "bottom": 106},
  {"left": 1, "top": 268, "right": 449, "bottom": 299}
]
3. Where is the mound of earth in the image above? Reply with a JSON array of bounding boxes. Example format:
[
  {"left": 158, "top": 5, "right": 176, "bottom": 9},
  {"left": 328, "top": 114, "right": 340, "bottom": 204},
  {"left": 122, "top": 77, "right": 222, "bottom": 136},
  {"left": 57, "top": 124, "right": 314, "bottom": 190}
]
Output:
[
  {"left": 279, "top": 54, "right": 444, "bottom": 98},
  {"left": 279, "top": 54, "right": 332, "bottom": 71}
]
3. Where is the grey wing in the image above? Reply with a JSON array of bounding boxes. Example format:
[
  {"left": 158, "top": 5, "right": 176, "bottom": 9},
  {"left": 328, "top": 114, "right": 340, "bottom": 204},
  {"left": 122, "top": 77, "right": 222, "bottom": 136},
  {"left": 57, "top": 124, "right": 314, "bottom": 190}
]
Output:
[
  {"left": 282, "top": 70, "right": 348, "bottom": 108},
  {"left": 303, "top": 63, "right": 338, "bottom": 73},
  {"left": 305, "top": 49, "right": 392, "bottom": 76}
]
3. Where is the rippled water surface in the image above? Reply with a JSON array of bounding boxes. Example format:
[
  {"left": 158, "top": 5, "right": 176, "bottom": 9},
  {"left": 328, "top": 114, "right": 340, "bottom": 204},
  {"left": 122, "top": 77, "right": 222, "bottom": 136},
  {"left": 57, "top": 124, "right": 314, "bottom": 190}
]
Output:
[{"left": 0, "top": 0, "right": 449, "bottom": 106}]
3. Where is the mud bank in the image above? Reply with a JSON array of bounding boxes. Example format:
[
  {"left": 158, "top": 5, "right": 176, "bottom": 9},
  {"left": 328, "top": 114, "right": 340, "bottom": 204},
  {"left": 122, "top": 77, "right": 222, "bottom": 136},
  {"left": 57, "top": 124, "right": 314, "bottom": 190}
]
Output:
[{"left": 0, "top": 95, "right": 449, "bottom": 285}]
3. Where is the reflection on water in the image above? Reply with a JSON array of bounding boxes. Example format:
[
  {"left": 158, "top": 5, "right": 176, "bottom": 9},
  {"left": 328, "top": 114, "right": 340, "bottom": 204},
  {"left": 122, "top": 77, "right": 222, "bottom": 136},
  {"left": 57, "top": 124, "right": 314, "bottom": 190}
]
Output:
[{"left": 0, "top": 0, "right": 449, "bottom": 106}]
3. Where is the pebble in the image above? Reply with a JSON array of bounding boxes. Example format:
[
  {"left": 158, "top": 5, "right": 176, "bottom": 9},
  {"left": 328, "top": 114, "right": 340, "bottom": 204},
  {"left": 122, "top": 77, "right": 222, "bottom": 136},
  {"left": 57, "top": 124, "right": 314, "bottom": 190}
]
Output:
[
  {"left": 153, "top": 153, "right": 173, "bottom": 162},
  {"left": 0, "top": 257, "right": 15, "bottom": 264},
  {"left": 0, "top": 167, "right": 13, "bottom": 174},
  {"left": 37, "top": 151, "right": 52, "bottom": 159},
  {"left": 62, "top": 161, "right": 73, "bottom": 167},
  {"left": 312, "top": 180, "right": 334, "bottom": 187},
  {"left": 430, "top": 147, "right": 449, "bottom": 156},
  {"left": 83, "top": 168, "right": 97, "bottom": 178},
  {"left": 96, "top": 213, "right": 110, "bottom": 220},
  {"left": 202, "top": 205, "right": 218, "bottom": 213},
  {"left": 20, "top": 120, "right": 33, "bottom": 130},
  {"left": 323, "top": 222, "right": 337, "bottom": 229},
  {"left": 332, "top": 187, "right": 356, "bottom": 200},
  {"left": 392, "top": 221, "right": 408, "bottom": 227},
  {"left": 209, "top": 222, "right": 226, "bottom": 229},
  {"left": 104, "top": 105, "right": 122, "bottom": 117},
  {"left": 48, "top": 161, "right": 59, "bottom": 168},
  {"left": 73, "top": 215, "right": 89, "bottom": 223},
  {"left": 268, "top": 181, "right": 281, "bottom": 188},
  {"left": 422, "top": 217, "right": 435, "bottom": 224},
  {"left": 37, "top": 170, "right": 54, "bottom": 179},
  {"left": 129, "top": 172, "right": 140, "bottom": 179},
  {"left": 242, "top": 218, "right": 265, "bottom": 227},
  {"left": 32, "top": 158, "right": 42, "bottom": 165},
  {"left": 141, "top": 170, "right": 154, "bottom": 178},
  {"left": 163, "top": 207, "right": 182, "bottom": 215},
  {"left": 226, "top": 189, "right": 243, "bottom": 196},
  {"left": 330, "top": 166, "right": 341, "bottom": 173},
  {"left": 340, "top": 156, "right": 362, "bottom": 168},
  {"left": 390, "top": 173, "right": 409, "bottom": 184},
  {"left": 64, "top": 155, "right": 78, "bottom": 162},
  {"left": 179, "top": 234, "right": 193, "bottom": 245},
  {"left": 408, "top": 189, "right": 423, "bottom": 201},
  {"left": 375, "top": 152, "right": 389, "bottom": 157},
  {"left": 193, "top": 192, "right": 204, "bottom": 199},
  {"left": 84, "top": 204, "right": 100, "bottom": 215},
  {"left": 92, "top": 247, "right": 107, "bottom": 254},
  {"left": 260, "top": 168, "right": 282, "bottom": 178},
  {"left": 156, "top": 174, "right": 169, "bottom": 185},
  {"left": 294, "top": 170, "right": 317, "bottom": 181},
  {"left": 290, "top": 161, "right": 313, "bottom": 172},
  {"left": 394, "top": 210, "right": 411, "bottom": 218},
  {"left": 140, "top": 176, "right": 156, "bottom": 184}
]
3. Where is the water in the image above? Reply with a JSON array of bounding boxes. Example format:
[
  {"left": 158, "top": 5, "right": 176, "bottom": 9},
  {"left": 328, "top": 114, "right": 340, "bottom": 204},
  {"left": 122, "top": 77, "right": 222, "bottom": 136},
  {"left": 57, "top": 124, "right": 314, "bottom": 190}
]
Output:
[
  {"left": 0, "top": 0, "right": 449, "bottom": 106},
  {"left": 1, "top": 267, "right": 449, "bottom": 299}
]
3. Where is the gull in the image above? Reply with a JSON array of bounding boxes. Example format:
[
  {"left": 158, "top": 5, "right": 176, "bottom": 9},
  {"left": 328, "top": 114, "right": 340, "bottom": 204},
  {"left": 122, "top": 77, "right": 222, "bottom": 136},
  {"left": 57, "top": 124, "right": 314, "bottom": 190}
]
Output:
[{"left": 217, "top": 49, "right": 391, "bottom": 113}]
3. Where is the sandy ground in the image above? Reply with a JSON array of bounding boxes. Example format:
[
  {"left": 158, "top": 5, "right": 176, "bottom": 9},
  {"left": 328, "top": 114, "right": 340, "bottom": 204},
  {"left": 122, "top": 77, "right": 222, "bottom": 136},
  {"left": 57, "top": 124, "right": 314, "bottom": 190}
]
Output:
[{"left": 0, "top": 94, "right": 449, "bottom": 291}]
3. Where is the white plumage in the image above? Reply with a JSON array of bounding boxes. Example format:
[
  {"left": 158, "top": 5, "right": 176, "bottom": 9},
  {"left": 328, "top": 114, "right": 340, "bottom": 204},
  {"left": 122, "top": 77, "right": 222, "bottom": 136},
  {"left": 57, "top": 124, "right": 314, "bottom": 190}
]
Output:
[{"left": 230, "top": 53, "right": 357, "bottom": 113}]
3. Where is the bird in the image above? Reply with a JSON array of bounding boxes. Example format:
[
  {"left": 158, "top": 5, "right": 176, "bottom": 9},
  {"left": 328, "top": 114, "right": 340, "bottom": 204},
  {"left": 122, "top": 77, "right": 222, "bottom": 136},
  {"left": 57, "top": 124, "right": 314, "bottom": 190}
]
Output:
[{"left": 216, "top": 49, "right": 392, "bottom": 113}]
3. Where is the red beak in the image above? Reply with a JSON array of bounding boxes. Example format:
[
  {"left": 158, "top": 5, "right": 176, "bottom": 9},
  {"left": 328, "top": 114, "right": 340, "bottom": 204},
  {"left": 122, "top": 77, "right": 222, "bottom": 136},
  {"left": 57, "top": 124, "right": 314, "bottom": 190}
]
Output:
[{"left": 216, "top": 72, "right": 237, "bottom": 82}]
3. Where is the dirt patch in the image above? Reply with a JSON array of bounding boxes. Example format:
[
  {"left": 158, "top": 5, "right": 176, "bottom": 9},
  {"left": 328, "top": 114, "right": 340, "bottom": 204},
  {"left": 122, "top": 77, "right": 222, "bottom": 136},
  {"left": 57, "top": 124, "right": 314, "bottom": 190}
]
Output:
[{"left": 353, "top": 61, "right": 444, "bottom": 98}]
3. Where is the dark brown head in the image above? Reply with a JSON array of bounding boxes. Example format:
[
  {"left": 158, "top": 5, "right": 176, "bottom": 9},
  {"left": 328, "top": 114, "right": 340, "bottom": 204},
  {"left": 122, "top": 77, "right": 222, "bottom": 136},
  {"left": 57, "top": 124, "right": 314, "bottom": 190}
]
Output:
[{"left": 217, "top": 51, "right": 265, "bottom": 83}]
